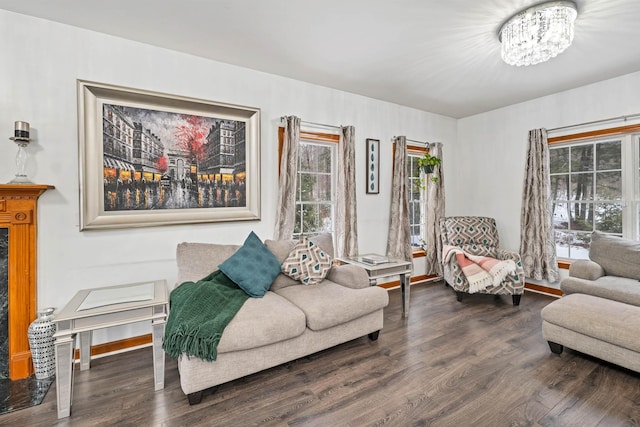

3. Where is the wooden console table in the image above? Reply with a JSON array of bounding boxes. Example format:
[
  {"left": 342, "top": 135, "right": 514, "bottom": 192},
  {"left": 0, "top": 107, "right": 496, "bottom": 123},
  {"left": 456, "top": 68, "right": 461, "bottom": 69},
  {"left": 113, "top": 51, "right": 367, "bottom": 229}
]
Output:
[{"left": 0, "top": 184, "right": 54, "bottom": 379}]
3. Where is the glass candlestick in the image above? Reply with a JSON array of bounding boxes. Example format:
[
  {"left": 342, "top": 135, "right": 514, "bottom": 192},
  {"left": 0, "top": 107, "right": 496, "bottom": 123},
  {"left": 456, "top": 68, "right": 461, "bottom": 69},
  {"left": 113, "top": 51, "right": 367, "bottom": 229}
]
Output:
[
  {"left": 8, "top": 121, "right": 32, "bottom": 184},
  {"left": 9, "top": 139, "right": 32, "bottom": 183}
]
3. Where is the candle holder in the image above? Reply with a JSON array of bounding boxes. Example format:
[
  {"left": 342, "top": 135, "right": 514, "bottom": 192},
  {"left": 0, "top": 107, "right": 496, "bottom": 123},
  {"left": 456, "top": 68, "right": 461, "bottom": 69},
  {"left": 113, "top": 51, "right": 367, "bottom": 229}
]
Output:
[{"left": 8, "top": 121, "right": 33, "bottom": 184}]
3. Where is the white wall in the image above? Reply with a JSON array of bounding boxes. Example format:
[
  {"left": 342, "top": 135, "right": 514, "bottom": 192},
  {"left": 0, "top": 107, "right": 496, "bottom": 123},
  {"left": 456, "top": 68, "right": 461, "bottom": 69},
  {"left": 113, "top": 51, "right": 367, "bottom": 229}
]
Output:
[
  {"left": 455, "top": 70, "right": 640, "bottom": 288},
  {"left": 0, "top": 10, "right": 456, "bottom": 343}
]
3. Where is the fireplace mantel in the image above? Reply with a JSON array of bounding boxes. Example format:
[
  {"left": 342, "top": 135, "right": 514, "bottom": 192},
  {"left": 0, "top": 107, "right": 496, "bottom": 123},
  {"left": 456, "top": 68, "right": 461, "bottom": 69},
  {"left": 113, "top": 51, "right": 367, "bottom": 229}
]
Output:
[{"left": 0, "top": 184, "right": 54, "bottom": 379}]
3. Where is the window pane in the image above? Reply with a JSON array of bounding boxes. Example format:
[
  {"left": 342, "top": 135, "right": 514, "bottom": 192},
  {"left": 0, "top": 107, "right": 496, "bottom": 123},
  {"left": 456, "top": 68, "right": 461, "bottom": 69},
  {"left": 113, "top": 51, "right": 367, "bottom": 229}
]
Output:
[
  {"left": 299, "top": 144, "right": 331, "bottom": 173},
  {"left": 550, "top": 175, "right": 569, "bottom": 201},
  {"left": 570, "top": 232, "right": 591, "bottom": 260},
  {"left": 570, "top": 173, "right": 593, "bottom": 200},
  {"left": 410, "top": 225, "right": 421, "bottom": 245},
  {"left": 595, "top": 203, "right": 622, "bottom": 233},
  {"left": 316, "top": 174, "right": 332, "bottom": 200},
  {"left": 554, "top": 230, "right": 570, "bottom": 258},
  {"left": 301, "top": 204, "right": 319, "bottom": 233},
  {"left": 570, "top": 145, "right": 593, "bottom": 172},
  {"left": 553, "top": 202, "right": 569, "bottom": 229},
  {"left": 298, "top": 173, "right": 316, "bottom": 202},
  {"left": 408, "top": 156, "right": 420, "bottom": 178},
  {"left": 570, "top": 203, "right": 593, "bottom": 231},
  {"left": 596, "top": 140, "right": 621, "bottom": 170},
  {"left": 319, "top": 203, "right": 332, "bottom": 232},
  {"left": 550, "top": 147, "right": 569, "bottom": 173},
  {"left": 294, "top": 205, "right": 302, "bottom": 234},
  {"left": 595, "top": 171, "right": 622, "bottom": 200}
]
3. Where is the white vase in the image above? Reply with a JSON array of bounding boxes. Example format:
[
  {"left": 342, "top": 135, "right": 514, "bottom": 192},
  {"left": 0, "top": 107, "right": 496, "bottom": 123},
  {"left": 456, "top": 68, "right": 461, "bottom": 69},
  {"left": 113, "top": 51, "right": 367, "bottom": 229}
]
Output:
[{"left": 28, "top": 307, "right": 56, "bottom": 379}]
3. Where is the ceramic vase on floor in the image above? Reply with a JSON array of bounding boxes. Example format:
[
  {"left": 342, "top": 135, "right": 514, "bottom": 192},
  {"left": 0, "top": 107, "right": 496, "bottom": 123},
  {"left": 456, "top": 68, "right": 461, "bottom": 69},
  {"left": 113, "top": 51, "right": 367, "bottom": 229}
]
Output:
[{"left": 27, "top": 307, "right": 56, "bottom": 379}]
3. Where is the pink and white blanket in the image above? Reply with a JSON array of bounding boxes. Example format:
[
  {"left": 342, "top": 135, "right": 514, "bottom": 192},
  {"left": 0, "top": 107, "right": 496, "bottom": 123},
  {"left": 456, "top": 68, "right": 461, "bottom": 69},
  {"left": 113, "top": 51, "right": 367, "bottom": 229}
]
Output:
[{"left": 442, "top": 245, "right": 516, "bottom": 294}]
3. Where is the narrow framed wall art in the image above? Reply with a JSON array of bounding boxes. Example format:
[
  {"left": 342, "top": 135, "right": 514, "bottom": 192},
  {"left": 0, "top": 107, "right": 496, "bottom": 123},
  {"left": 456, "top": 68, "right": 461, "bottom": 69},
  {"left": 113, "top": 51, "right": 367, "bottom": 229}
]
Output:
[{"left": 366, "top": 138, "right": 380, "bottom": 194}]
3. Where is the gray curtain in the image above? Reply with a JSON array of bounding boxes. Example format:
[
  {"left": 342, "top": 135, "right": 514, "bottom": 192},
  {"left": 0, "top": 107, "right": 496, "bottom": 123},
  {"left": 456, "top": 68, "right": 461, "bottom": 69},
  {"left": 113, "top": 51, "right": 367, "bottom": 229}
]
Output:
[
  {"left": 424, "top": 142, "right": 445, "bottom": 275},
  {"left": 386, "top": 136, "right": 413, "bottom": 263},
  {"left": 335, "top": 125, "right": 358, "bottom": 257},
  {"left": 274, "top": 116, "right": 300, "bottom": 240},
  {"left": 520, "top": 128, "right": 560, "bottom": 282}
]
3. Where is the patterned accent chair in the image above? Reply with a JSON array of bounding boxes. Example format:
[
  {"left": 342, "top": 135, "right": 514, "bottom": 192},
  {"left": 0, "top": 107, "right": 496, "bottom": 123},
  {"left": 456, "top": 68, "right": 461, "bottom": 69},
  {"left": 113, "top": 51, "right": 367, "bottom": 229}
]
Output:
[{"left": 439, "top": 216, "right": 525, "bottom": 305}]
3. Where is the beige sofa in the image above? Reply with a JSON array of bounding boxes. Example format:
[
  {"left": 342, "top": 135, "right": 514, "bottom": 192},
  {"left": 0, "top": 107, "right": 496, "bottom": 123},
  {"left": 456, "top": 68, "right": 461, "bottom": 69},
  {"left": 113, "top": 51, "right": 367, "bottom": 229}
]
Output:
[
  {"left": 541, "top": 231, "right": 640, "bottom": 373},
  {"left": 173, "top": 235, "right": 389, "bottom": 404}
]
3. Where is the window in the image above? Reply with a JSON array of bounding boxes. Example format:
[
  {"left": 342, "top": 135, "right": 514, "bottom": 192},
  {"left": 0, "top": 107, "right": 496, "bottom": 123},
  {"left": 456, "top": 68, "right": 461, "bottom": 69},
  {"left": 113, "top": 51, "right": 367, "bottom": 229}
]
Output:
[
  {"left": 407, "top": 150, "right": 425, "bottom": 248},
  {"left": 278, "top": 128, "right": 339, "bottom": 238},
  {"left": 294, "top": 139, "right": 337, "bottom": 237},
  {"left": 550, "top": 131, "right": 640, "bottom": 259}
]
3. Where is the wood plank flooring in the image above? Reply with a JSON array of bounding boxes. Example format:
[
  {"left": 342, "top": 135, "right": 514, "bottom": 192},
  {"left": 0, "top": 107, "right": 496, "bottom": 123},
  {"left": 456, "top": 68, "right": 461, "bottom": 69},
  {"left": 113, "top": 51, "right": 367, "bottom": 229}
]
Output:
[{"left": 3, "top": 281, "right": 639, "bottom": 426}]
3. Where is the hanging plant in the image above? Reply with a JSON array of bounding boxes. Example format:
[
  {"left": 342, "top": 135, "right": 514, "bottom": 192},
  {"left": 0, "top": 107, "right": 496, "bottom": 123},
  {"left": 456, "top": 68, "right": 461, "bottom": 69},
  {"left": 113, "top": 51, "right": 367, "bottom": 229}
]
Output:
[{"left": 416, "top": 152, "right": 441, "bottom": 186}]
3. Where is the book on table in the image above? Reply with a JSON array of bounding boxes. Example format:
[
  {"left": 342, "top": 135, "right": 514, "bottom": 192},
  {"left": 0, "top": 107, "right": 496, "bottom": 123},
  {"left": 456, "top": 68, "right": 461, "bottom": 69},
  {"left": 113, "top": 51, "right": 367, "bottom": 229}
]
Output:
[{"left": 361, "top": 254, "right": 389, "bottom": 265}]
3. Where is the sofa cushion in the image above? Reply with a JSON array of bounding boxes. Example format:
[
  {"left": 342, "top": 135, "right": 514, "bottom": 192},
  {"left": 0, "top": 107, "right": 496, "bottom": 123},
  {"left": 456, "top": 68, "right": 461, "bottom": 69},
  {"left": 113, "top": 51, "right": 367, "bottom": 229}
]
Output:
[
  {"left": 217, "top": 291, "right": 306, "bottom": 354},
  {"left": 176, "top": 242, "right": 240, "bottom": 285},
  {"left": 281, "top": 236, "right": 333, "bottom": 285},
  {"left": 589, "top": 231, "right": 640, "bottom": 279},
  {"left": 219, "top": 232, "right": 282, "bottom": 298},
  {"left": 275, "top": 280, "right": 389, "bottom": 331}
]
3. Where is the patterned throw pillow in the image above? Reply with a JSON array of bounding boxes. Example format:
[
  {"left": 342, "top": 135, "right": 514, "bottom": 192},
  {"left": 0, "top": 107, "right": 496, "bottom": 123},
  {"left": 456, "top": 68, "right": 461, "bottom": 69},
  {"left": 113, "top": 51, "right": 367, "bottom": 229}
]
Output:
[{"left": 281, "top": 236, "right": 333, "bottom": 285}]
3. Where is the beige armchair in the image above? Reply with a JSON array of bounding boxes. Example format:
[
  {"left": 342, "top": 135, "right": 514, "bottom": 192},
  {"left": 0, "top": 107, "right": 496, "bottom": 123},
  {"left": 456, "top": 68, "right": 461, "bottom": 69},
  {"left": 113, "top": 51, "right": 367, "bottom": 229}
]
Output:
[{"left": 439, "top": 216, "right": 524, "bottom": 305}]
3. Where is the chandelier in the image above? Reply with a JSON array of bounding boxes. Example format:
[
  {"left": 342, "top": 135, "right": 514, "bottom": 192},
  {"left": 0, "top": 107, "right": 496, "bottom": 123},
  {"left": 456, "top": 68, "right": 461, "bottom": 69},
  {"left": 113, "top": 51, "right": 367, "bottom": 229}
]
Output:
[{"left": 499, "top": 1, "right": 578, "bottom": 67}]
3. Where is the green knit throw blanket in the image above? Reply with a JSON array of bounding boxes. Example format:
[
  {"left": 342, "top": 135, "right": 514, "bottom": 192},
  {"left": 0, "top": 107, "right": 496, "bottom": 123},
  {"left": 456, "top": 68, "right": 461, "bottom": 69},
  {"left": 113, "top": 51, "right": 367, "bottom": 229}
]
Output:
[{"left": 163, "top": 270, "right": 249, "bottom": 361}]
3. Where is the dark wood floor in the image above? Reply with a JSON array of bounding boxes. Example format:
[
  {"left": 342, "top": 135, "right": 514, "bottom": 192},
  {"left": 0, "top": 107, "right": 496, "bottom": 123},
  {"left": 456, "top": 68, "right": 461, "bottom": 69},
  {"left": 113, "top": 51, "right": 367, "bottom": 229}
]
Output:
[{"left": 3, "top": 282, "right": 640, "bottom": 426}]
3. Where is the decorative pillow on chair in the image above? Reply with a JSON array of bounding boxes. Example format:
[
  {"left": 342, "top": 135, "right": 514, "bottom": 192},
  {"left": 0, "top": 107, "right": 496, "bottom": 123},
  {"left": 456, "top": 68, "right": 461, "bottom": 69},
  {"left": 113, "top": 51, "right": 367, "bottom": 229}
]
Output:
[
  {"left": 282, "top": 236, "right": 333, "bottom": 285},
  {"left": 219, "top": 231, "right": 282, "bottom": 297}
]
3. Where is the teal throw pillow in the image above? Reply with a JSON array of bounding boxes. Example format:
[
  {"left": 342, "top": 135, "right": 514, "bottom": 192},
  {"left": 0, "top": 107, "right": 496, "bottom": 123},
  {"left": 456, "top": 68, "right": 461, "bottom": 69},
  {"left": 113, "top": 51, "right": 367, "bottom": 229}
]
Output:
[
  {"left": 281, "top": 236, "right": 333, "bottom": 285},
  {"left": 219, "top": 231, "right": 282, "bottom": 298}
]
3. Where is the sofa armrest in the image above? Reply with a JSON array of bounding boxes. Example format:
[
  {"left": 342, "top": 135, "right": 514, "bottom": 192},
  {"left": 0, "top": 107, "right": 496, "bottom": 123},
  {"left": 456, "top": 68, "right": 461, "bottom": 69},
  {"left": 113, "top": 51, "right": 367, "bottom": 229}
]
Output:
[
  {"left": 326, "top": 264, "right": 370, "bottom": 289},
  {"left": 569, "top": 259, "right": 605, "bottom": 281}
]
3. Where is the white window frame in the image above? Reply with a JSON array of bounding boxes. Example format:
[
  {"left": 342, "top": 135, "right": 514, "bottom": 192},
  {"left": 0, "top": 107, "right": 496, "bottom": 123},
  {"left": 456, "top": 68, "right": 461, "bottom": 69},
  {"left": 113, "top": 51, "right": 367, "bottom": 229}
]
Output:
[
  {"left": 407, "top": 152, "right": 425, "bottom": 248},
  {"left": 549, "top": 132, "right": 640, "bottom": 259},
  {"left": 293, "top": 138, "right": 337, "bottom": 238}
]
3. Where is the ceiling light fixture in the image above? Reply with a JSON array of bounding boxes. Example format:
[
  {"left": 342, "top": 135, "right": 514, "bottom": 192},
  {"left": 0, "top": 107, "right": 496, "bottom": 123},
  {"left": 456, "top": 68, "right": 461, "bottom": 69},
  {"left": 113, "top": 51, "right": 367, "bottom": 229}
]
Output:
[{"left": 499, "top": 1, "right": 578, "bottom": 67}]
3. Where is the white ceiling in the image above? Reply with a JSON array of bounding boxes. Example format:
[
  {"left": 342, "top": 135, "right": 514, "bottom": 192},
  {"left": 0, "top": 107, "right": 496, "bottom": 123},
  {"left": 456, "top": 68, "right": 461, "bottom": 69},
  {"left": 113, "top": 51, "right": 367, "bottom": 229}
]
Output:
[{"left": 2, "top": 0, "right": 640, "bottom": 118}]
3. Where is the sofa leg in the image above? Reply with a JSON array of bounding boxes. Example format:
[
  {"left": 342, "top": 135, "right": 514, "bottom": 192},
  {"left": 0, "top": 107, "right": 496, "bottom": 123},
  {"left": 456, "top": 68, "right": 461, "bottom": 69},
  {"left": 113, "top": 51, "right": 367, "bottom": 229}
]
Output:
[
  {"left": 187, "top": 391, "right": 204, "bottom": 405},
  {"left": 455, "top": 291, "right": 464, "bottom": 302},
  {"left": 368, "top": 330, "right": 380, "bottom": 341},
  {"left": 548, "top": 341, "right": 564, "bottom": 355},
  {"left": 512, "top": 294, "right": 522, "bottom": 306}
]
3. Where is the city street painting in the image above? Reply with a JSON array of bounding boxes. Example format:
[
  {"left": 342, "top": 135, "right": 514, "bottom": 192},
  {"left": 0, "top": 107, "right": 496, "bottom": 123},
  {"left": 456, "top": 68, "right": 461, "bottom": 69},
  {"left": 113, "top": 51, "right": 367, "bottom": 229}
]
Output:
[{"left": 77, "top": 80, "right": 261, "bottom": 230}]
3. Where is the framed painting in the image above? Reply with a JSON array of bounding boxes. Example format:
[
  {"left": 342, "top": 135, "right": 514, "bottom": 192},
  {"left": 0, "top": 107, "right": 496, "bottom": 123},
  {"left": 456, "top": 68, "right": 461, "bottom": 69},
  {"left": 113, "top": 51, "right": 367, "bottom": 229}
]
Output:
[
  {"left": 366, "top": 138, "right": 380, "bottom": 194},
  {"left": 77, "top": 80, "right": 261, "bottom": 230}
]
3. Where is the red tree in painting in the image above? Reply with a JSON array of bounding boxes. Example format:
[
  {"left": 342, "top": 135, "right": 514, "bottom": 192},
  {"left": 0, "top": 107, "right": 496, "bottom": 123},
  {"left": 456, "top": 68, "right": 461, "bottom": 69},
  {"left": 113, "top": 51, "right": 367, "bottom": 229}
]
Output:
[
  {"left": 155, "top": 156, "right": 168, "bottom": 174},
  {"left": 174, "top": 115, "right": 208, "bottom": 163}
]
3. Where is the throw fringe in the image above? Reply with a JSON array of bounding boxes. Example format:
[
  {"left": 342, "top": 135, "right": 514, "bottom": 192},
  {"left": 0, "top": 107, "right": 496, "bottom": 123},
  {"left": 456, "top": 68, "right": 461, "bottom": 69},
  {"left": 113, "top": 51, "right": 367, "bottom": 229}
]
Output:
[{"left": 443, "top": 245, "right": 516, "bottom": 294}]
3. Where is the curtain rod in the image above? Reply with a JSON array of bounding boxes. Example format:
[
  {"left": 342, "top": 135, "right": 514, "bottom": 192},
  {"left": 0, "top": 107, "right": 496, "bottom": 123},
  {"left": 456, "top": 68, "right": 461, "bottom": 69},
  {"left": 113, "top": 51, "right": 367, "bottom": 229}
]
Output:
[
  {"left": 394, "top": 136, "right": 437, "bottom": 147},
  {"left": 548, "top": 113, "right": 640, "bottom": 133},
  {"left": 279, "top": 117, "right": 341, "bottom": 131}
]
